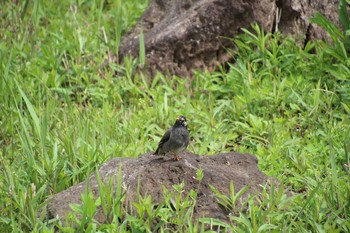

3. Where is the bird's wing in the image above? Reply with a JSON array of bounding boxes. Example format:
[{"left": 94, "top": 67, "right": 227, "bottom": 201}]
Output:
[{"left": 155, "top": 127, "right": 172, "bottom": 154}]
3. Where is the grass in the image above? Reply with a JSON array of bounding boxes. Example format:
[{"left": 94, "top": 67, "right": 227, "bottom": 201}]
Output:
[{"left": 1, "top": 0, "right": 350, "bottom": 232}]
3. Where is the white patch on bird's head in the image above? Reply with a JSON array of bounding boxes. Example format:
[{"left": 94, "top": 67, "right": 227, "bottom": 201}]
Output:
[{"left": 176, "top": 115, "right": 188, "bottom": 127}]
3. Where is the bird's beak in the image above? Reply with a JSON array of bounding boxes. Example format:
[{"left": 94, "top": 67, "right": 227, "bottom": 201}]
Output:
[{"left": 176, "top": 117, "right": 180, "bottom": 121}]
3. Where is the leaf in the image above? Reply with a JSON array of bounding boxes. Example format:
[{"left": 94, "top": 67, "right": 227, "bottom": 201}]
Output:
[
  {"left": 339, "top": 0, "right": 350, "bottom": 31},
  {"left": 16, "top": 81, "right": 41, "bottom": 140},
  {"left": 139, "top": 28, "right": 145, "bottom": 68}
]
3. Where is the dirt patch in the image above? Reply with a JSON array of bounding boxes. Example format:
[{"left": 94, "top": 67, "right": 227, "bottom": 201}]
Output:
[{"left": 47, "top": 152, "right": 279, "bottom": 225}]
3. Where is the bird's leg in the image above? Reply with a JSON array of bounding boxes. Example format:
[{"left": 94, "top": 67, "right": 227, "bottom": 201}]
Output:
[{"left": 173, "top": 153, "right": 182, "bottom": 161}]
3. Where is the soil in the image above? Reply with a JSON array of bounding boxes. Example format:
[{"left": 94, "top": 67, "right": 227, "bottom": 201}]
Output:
[{"left": 47, "top": 152, "right": 279, "bottom": 226}]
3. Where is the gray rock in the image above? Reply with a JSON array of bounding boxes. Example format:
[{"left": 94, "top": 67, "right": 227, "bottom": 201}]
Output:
[
  {"left": 117, "top": 0, "right": 342, "bottom": 77},
  {"left": 118, "top": 0, "right": 276, "bottom": 77}
]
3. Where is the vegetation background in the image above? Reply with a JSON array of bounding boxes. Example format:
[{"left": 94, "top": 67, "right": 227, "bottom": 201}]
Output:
[{"left": 0, "top": 0, "right": 349, "bottom": 232}]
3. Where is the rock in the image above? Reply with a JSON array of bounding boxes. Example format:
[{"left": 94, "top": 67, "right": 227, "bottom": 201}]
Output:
[
  {"left": 276, "top": 0, "right": 341, "bottom": 44},
  {"left": 118, "top": 0, "right": 276, "bottom": 77},
  {"left": 117, "top": 0, "right": 343, "bottom": 76},
  {"left": 46, "top": 152, "right": 279, "bottom": 225}
]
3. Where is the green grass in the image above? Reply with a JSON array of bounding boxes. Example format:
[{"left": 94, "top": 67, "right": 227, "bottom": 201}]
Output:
[{"left": 1, "top": 0, "right": 350, "bottom": 232}]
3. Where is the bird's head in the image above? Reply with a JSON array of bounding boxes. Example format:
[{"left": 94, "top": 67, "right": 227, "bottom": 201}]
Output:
[{"left": 175, "top": 115, "right": 187, "bottom": 127}]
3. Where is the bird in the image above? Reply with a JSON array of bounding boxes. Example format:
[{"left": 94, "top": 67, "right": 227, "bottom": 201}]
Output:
[{"left": 154, "top": 115, "right": 190, "bottom": 160}]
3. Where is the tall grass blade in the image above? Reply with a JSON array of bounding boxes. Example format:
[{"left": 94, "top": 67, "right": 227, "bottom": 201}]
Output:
[
  {"left": 139, "top": 28, "right": 145, "bottom": 68},
  {"left": 15, "top": 81, "right": 41, "bottom": 142}
]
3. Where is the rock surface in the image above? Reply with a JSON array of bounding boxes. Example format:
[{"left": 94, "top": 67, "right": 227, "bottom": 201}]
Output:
[
  {"left": 118, "top": 0, "right": 343, "bottom": 76},
  {"left": 276, "top": 0, "right": 342, "bottom": 44},
  {"left": 47, "top": 152, "right": 279, "bottom": 225},
  {"left": 119, "top": 0, "right": 276, "bottom": 77}
]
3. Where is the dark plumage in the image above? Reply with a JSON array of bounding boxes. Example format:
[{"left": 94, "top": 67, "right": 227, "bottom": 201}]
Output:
[{"left": 154, "top": 116, "right": 190, "bottom": 160}]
